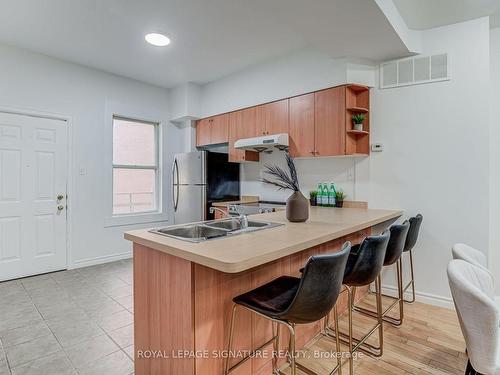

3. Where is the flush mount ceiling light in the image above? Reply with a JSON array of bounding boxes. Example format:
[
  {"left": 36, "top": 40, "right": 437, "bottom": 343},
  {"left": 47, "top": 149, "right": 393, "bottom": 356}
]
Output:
[{"left": 145, "top": 33, "right": 171, "bottom": 47}]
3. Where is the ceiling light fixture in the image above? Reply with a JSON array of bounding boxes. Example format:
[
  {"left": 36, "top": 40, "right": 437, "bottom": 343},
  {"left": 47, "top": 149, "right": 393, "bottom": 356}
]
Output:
[{"left": 145, "top": 33, "right": 171, "bottom": 47}]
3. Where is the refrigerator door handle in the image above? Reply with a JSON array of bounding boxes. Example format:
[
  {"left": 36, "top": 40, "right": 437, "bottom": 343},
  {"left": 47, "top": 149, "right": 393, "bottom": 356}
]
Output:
[
  {"left": 172, "top": 159, "right": 180, "bottom": 212},
  {"left": 201, "top": 187, "right": 207, "bottom": 221}
]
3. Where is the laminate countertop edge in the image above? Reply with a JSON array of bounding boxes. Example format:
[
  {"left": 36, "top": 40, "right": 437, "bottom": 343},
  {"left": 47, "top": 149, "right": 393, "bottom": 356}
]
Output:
[{"left": 125, "top": 208, "right": 403, "bottom": 273}]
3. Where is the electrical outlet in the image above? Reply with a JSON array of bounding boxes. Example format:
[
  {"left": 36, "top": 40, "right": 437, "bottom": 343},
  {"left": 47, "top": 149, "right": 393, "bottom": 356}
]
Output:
[{"left": 371, "top": 143, "right": 384, "bottom": 152}]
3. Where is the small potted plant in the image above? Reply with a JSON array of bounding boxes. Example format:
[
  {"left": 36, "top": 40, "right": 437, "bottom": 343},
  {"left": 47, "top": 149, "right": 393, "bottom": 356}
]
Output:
[
  {"left": 309, "top": 191, "right": 318, "bottom": 206},
  {"left": 352, "top": 113, "right": 366, "bottom": 131},
  {"left": 335, "top": 190, "right": 346, "bottom": 208},
  {"left": 261, "top": 153, "right": 309, "bottom": 222}
]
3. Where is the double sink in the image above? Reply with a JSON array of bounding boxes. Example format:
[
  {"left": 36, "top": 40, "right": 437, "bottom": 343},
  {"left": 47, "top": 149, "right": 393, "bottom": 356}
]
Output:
[{"left": 150, "top": 217, "right": 283, "bottom": 243}]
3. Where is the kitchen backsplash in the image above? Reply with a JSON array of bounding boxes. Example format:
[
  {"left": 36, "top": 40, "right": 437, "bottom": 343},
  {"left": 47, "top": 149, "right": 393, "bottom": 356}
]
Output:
[{"left": 239, "top": 152, "right": 357, "bottom": 202}]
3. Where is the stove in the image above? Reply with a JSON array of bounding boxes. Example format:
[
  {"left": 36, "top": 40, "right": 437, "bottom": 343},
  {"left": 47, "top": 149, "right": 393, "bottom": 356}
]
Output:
[{"left": 228, "top": 201, "right": 286, "bottom": 216}]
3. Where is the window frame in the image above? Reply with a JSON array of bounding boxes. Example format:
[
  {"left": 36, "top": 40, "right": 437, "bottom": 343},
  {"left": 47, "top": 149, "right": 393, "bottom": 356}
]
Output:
[
  {"left": 112, "top": 116, "right": 160, "bottom": 217},
  {"left": 104, "top": 106, "right": 168, "bottom": 228}
]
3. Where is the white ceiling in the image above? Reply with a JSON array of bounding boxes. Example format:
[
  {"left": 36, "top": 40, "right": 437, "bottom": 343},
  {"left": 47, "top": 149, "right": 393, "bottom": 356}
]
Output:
[
  {"left": 393, "top": 0, "right": 500, "bottom": 30},
  {"left": 0, "top": 0, "right": 412, "bottom": 88}
]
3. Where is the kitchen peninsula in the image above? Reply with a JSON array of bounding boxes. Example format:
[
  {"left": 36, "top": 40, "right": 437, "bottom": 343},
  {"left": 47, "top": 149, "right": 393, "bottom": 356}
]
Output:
[{"left": 124, "top": 207, "right": 402, "bottom": 375}]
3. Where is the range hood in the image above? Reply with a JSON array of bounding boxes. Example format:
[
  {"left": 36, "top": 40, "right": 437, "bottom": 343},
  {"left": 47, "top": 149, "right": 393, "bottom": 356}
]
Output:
[{"left": 234, "top": 133, "right": 289, "bottom": 153}]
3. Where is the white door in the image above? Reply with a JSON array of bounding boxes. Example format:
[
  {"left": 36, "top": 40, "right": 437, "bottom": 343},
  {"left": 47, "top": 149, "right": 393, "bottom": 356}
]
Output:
[{"left": 0, "top": 112, "right": 68, "bottom": 281}]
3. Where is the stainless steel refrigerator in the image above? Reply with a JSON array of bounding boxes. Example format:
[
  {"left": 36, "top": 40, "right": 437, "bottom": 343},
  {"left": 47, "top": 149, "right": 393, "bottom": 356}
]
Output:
[{"left": 172, "top": 151, "right": 240, "bottom": 224}]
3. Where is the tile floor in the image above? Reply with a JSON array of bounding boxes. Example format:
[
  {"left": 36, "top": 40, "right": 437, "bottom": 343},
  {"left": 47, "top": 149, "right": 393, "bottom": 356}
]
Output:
[{"left": 0, "top": 260, "right": 134, "bottom": 375}]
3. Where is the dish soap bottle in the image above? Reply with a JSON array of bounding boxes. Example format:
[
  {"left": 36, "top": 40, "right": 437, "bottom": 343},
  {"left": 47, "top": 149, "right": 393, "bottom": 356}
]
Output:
[{"left": 328, "top": 183, "right": 337, "bottom": 207}]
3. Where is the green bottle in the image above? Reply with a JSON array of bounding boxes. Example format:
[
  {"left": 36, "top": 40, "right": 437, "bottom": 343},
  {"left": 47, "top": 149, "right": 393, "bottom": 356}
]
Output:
[
  {"left": 328, "top": 183, "right": 337, "bottom": 207},
  {"left": 322, "top": 183, "right": 329, "bottom": 207},
  {"left": 317, "top": 183, "right": 324, "bottom": 206}
]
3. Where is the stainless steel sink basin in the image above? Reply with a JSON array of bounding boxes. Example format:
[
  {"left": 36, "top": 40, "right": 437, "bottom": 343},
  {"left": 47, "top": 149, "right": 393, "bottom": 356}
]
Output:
[
  {"left": 155, "top": 225, "right": 228, "bottom": 241},
  {"left": 149, "top": 218, "right": 283, "bottom": 243},
  {"left": 205, "top": 218, "right": 270, "bottom": 231}
]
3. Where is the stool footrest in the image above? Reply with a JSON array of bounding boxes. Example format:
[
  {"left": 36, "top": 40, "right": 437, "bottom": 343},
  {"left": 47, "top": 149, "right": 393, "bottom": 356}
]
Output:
[{"left": 226, "top": 335, "right": 278, "bottom": 374}]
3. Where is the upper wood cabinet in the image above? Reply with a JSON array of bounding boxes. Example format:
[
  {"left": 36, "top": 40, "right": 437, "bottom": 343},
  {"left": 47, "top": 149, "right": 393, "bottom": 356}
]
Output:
[
  {"left": 289, "top": 93, "right": 315, "bottom": 157},
  {"left": 196, "top": 118, "right": 212, "bottom": 147},
  {"left": 228, "top": 108, "right": 259, "bottom": 163},
  {"left": 196, "top": 84, "right": 370, "bottom": 161},
  {"left": 314, "top": 87, "right": 345, "bottom": 157},
  {"left": 289, "top": 85, "right": 370, "bottom": 157},
  {"left": 256, "top": 99, "right": 289, "bottom": 136},
  {"left": 195, "top": 114, "right": 229, "bottom": 147}
]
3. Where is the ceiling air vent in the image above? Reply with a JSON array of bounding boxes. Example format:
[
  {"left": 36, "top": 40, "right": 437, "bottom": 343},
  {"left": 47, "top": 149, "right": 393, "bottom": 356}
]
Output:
[{"left": 380, "top": 53, "right": 450, "bottom": 89}]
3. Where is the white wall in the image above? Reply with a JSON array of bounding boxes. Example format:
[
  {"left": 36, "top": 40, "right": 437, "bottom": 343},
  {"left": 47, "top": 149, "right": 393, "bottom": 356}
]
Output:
[
  {"left": 200, "top": 48, "right": 349, "bottom": 117},
  {"left": 490, "top": 27, "right": 500, "bottom": 293},
  {"left": 369, "top": 17, "right": 491, "bottom": 304},
  {"left": 0, "top": 43, "right": 188, "bottom": 268},
  {"left": 240, "top": 154, "right": 357, "bottom": 203}
]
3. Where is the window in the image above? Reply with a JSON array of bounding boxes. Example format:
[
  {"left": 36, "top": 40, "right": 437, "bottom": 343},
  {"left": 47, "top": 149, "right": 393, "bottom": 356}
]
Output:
[{"left": 112, "top": 116, "right": 159, "bottom": 215}]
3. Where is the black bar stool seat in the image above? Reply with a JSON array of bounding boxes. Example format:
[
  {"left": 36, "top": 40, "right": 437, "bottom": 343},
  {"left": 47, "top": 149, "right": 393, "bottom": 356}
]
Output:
[
  {"left": 233, "top": 276, "right": 300, "bottom": 318},
  {"left": 225, "top": 243, "right": 351, "bottom": 375},
  {"left": 402, "top": 214, "right": 423, "bottom": 303},
  {"left": 325, "top": 230, "right": 390, "bottom": 373},
  {"left": 353, "top": 221, "right": 410, "bottom": 327}
]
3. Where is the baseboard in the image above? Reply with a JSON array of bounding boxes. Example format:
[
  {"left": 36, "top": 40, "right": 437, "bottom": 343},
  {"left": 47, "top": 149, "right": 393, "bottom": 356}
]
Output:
[
  {"left": 71, "top": 251, "right": 132, "bottom": 269},
  {"left": 376, "top": 284, "right": 455, "bottom": 310}
]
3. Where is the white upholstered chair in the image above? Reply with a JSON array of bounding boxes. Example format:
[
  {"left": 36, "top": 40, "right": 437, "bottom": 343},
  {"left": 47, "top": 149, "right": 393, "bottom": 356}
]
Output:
[
  {"left": 452, "top": 243, "right": 489, "bottom": 271},
  {"left": 452, "top": 243, "right": 500, "bottom": 313},
  {"left": 447, "top": 260, "right": 500, "bottom": 375}
]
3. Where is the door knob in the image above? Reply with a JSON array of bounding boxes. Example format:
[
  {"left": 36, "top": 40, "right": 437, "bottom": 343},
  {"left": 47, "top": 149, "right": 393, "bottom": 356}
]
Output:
[
  {"left": 57, "top": 194, "right": 64, "bottom": 201},
  {"left": 57, "top": 205, "right": 64, "bottom": 211}
]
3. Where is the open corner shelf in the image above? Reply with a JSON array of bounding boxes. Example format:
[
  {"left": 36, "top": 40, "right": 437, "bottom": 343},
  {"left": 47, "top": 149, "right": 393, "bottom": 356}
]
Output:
[
  {"left": 346, "top": 84, "right": 370, "bottom": 93},
  {"left": 345, "top": 83, "right": 370, "bottom": 155},
  {"left": 347, "top": 106, "right": 369, "bottom": 113},
  {"left": 347, "top": 129, "right": 369, "bottom": 136}
]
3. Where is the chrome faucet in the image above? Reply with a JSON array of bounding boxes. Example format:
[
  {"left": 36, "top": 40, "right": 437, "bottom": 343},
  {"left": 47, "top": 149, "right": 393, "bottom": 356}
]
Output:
[
  {"left": 209, "top": 207, "right": 248, "bottom": 229},
  {"left": 209, "top": 206, "right": 231, "bottom": 218}
]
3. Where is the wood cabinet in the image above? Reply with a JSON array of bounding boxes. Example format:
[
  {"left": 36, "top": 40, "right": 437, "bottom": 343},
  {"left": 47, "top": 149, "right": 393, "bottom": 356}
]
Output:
[
  {"left": 195, "top": 84, "right": 370, "bottom": 160},
  {"left": 289, "top": 87, "right": 345, "bottom": 158},
  {"left": 314, "top": 86, "right": 345, "bottom": 156},
  {"left": 289, "top": 85, "right": 370, "bottom": 157},
  {"left": 228, "top": 108, "right": 259, "bottom": 163},
  {"left": 196, "top": 118, "right": 212, "bottom": 147},
  {"left": 255, "top": 99, "right": 289, "bottom": 136},
  {"left": 289, "top": 93, "right": 315, "bottom": 157},
  {"left": 196, "top": 114, "right": 229, "bottom": 147}
]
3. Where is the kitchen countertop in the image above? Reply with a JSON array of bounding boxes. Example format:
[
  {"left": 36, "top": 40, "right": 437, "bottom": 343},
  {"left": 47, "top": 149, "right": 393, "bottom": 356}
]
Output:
[
  {"left": 211, "top": 195, "right": 259, "bottom": 208},
  {"left": 125, "top": 207, "right": 402, "bottom": 273}
]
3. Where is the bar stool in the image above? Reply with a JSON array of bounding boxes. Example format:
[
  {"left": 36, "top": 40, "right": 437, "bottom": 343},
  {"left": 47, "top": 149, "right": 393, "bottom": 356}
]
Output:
[
  {"left": 225, "top": 242, "right": 351, "bottom": 375},
  {"left": 353, "top": 221, "right": 410, "bottom": 326},
  {"left": 402, "top": 214, "right": 423, "bottom": 303},
  {"left": 327, "top": 230, "right": 390, "bottom": 373}
]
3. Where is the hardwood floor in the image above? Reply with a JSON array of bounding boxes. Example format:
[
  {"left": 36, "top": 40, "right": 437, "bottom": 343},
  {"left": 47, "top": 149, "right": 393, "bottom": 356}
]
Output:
[{"left": 281, "top": 294, "right": 466, "bottom": 375}]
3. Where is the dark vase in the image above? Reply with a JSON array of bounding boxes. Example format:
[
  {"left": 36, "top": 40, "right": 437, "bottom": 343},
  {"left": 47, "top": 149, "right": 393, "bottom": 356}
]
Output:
[
  {"left": 335, "top": 200, "right": 344, "bottom": 208},
  {"left": 286, "top": 191, "right": 309, "bottom": 222},
  {"left": 310, "top": 197, "right": 317, "bottom": 206}
]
